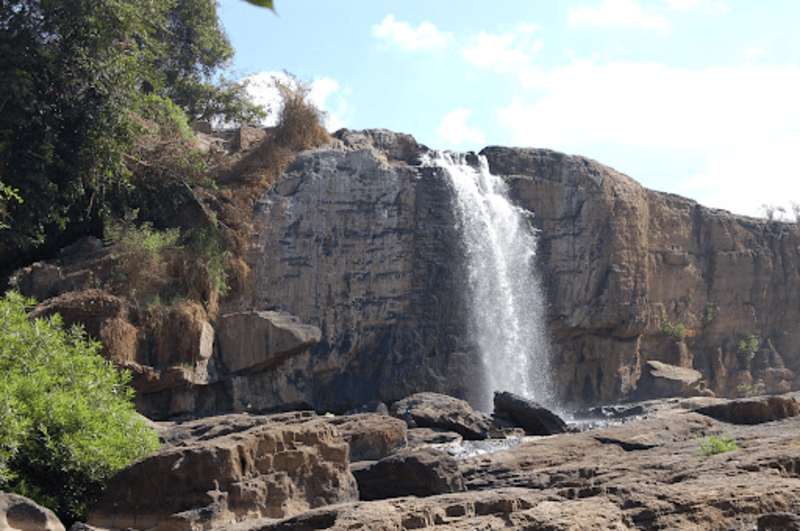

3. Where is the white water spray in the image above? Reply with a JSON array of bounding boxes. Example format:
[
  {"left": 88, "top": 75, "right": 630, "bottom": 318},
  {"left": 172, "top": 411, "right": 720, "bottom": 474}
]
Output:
[{"left": 424, "top": 151, "right": 553, "bottom": 412}]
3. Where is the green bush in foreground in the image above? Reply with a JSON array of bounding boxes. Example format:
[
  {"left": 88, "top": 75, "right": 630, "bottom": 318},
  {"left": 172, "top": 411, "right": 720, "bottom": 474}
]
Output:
[
  {"left": 694, "top": 435, "right": 740, "bottom": 457},
  {"left": 0, "top": 291, "right": 160, "bottom": 525}
]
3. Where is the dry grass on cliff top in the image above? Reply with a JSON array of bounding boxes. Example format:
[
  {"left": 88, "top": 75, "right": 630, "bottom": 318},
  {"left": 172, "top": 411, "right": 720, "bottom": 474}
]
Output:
[{"left": 200, "top": 82, "right": 331, "bottom": 304}]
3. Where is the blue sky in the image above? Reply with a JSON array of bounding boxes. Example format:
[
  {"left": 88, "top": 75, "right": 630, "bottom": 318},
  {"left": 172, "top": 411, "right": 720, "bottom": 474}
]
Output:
[{"left": 217, "top": 0, "right": 800, "bottom": 218}]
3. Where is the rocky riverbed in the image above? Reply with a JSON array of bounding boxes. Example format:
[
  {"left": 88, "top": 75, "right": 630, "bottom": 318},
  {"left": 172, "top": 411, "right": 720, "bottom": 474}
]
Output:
[{"left": 6, "top": 391, "right": 800, "bottom": 531}]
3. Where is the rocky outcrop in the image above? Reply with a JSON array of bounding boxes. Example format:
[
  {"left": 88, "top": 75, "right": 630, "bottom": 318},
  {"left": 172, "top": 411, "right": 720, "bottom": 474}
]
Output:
[
  {"left": 16, "top": 127, "right": 800, "bottom": 415},
  {"left": 0, "top": 492, "right": 65, "bottom": 531},
  {"left": 79, "top": 394, "right": 797, "bottom": 531},
  {"left": 222, "top": 129, "right": 800, "bottom": 411},
  {"left": 217, "top": 311, "right": 321, "bottom": 374},
  {"left": 87, "top": 414, "right": 358, "bottom": 530}
]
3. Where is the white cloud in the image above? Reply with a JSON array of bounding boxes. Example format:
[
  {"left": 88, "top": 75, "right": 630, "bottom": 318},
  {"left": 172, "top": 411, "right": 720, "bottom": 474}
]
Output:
[
  {"left": 567, "top": 0, "right": 671, "bottom": 32},
  {"left": 676, "top": 135, "right": 800, "bottom": 217},
  {"left": 373, "top": 14, "right": 452, "bottom": 51},
  {"left": 238, "top": 72, "right": 351, "bottom": 131},
  {"left": 664, "top": 0, "right": 728, "bottom": 14},
  {"left": 495, "top": 61, "right": 800, "bottom": 152},
  {"left": 745, "top": 46, "right": 767, "bottom": 61},
  {"left": 479, "top": 56, "right": 800, "bottom": 216},
  {"left": 461, "top": 24, "right": 542, "bottom": 74},
  {"left": 436, "top": 108, "right": 487, "bottom": 149}
]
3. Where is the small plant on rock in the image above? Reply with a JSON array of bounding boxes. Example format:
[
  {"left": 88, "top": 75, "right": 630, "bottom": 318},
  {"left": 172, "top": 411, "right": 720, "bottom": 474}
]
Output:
[
  {"left": 738, "top": 379, "right": 766, "bottom": 397},
  {"left": 694, "top": 435, "right": 739, "bottom": 457},
  {"left": 738, "top": 333, "right": 760, "bottom": 359},
  {"left": 659, "top": 316, "right": 686, "bottom": 337},
  {"left": 703, "top": 301, "right": 719, "bottom": 324}
]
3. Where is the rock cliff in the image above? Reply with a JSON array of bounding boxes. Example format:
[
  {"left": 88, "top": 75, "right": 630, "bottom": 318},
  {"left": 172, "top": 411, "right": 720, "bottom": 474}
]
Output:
[
  {"left": 221, "top": 128, "right": 800, "bottom": 412},
  {"left": 16, "top": 127, "right": 800, "bottom": 415}
]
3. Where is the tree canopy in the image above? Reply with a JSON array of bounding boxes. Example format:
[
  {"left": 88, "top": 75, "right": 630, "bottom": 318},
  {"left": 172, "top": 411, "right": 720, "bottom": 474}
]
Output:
[{"left": 0, "top": 0, "right": 264, "bottom": 275}]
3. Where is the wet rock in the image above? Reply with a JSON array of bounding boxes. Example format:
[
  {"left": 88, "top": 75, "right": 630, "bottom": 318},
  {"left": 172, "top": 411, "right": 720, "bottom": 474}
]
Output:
[
  {"left": 390, "top": 392, "right": 492, "bottom": 440},
  {"left": 694, "top": 395, "right": 800, "bottom": 424},
  {"left": 0, "top": 492, "right": 65, "bottom": 531},
  {"left": 351, "top": 447, "right": 465, "bottom": 501},
  {"left": 493, "top": 391, "right": 568, "bottom": 435}
]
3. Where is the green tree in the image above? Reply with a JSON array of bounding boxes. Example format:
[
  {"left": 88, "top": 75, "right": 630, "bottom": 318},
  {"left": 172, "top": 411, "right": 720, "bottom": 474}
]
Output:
[
  {"left": 0, "top": 0, "right": 263, "bottom": 275},
  {"left": 0, "top": 291, "right": 160, "bottom": 525}
]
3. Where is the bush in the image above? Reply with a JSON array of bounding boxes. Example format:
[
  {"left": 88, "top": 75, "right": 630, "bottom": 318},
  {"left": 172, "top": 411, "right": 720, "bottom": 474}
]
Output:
[
  {"left": 694, "top": 435, "right": 739, "bottom": 457},
  {"left": 659, "top": 316, "right": 686, "bottom": 337},
  {"left": 0, "top": 291, "right": 160, "bottom": 525},
  {"left": 738, "top": 333, "right": 760, "bottom": 359},
  {"left": 104, "top": 212, "right": 182, "bottom": 306}
]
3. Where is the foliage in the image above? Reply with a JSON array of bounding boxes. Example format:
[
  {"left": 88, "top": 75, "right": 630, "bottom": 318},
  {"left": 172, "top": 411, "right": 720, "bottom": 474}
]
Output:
[
  {"left": 659, "top": 316, "right": 686, "bottom": 337},
  {"left": 738, "top": 333, "right": 760, "bottom": 359},
  {"left": 104, "top": 212, "right": 182, "bottom": 306},
  {"left": 0, "top": 0, "right": 263, "bottom": 275},
  {"left": 0, "top": 291, "right": 160, "bottom": 524},
  {"left": 703, "top": 301, "right": 719, "bottom": 323},
  {"left": 694, "top": 435, "right": 740, "bottom": 457},
  {"left": 243, "top": 0, "right": 274, "bottom": 8},
  {"left": 0, "top": 183, "right": 22, "bottom": 229},
  {"left": 738, "top": 379, "right": 765, "bottom": 398}
]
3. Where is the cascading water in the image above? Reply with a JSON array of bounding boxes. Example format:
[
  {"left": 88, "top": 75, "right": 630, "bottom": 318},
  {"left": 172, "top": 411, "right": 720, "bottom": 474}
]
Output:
[{"left": 423, "top": 151, "right": 553, "bottom": 412}]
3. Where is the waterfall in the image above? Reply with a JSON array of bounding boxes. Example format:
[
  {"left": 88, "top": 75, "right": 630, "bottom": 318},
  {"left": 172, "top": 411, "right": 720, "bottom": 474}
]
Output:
[{"left": 423, "top": 151, "right": 553, "bottom": 412}]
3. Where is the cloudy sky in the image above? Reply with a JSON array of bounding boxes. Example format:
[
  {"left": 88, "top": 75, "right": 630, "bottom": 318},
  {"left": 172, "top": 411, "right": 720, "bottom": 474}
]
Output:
[{"left": 217, "top": 0, "right": 800, "bottom": 218}]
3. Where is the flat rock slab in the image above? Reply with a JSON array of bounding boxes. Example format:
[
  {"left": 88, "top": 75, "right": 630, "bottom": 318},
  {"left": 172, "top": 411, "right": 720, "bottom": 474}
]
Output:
[{"left": 694, "top": 395, "right": 800, "bottom": 424}]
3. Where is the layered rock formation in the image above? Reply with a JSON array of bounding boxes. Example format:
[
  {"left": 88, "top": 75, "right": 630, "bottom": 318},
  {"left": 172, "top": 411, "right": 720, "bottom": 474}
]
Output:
[
  {"left": 223, "top": 128, "right": 800, "bottom": 412},
  {"left": 15, "top": 127, "right": 800, "bottom": 415}
]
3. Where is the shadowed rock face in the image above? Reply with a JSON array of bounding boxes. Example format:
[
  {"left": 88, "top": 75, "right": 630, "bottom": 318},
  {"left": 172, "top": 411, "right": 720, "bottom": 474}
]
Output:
[{"left": 224, "top": 128, "right": 800, "bottom": 411}]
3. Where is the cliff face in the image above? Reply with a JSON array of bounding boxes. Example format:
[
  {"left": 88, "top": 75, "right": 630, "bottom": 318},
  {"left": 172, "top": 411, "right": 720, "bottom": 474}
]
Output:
[
  {"left": 486, "top": 147, "right": 800, "bottom": 407},
  {"left": 223, "top": 129, "right": 800, "bottom": 412}
]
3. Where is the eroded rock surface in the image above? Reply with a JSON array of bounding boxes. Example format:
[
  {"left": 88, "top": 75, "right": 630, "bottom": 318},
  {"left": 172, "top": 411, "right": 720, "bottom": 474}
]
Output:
[{"left": 87, "top": 415, "right": 358, "bottom": 531}]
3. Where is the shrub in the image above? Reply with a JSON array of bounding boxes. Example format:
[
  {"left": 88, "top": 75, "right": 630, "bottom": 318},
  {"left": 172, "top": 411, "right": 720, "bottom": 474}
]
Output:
[
  {"left": 104, "top": 212, "right": 182, "bottom": 306},
  {"left": 659, "top": 316, "right": 686, "bottom": 337},
  {"left": 703, "top": 301, "right": 719, "bottom": 323},
  {"left": 0, "top": 291, "right": 160, "bottom": 525},
  {"left": 738, "top": 333, "right": 760, "bottom": 359},
  {"left": 694, "top": 435, "right": 739, "bottom": 457},
  {"left": 738, "top": 379, "right": 766, "bottom": 397}
]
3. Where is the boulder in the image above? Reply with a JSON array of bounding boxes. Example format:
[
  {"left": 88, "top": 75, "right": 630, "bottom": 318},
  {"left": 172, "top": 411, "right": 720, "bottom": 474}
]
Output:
[
  {"left": 390, "top": 392, "right": 492, "bottom": 440},
  {"left": 0, "top": 492, "right": 65, "bottom": 531},
  {"left": 351, "top": 447, "right": 465, "bottom": 501},
  {"left": 233, "top": 125, "right": 266, "bottom": 151},
  {"left": 641, "top": 360, "right": 707, "bottom": 399},
  {"left": 87, "top": 416, "right": 357, "bottom": 530},
  {"left": 493, "top": 391, "right": 568, "bottom": 435},
  {"left": 326, "top": 413, "right": 407, "bottom": 462},
  {"left": 694, "top": 395, "right": 800, "bottom": 424},
  {"left": 217, "top": 311, "right": 321, "bottom": 374}
]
